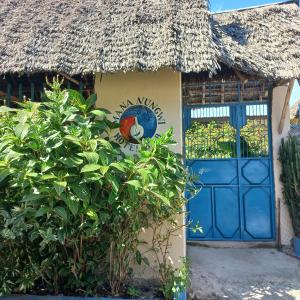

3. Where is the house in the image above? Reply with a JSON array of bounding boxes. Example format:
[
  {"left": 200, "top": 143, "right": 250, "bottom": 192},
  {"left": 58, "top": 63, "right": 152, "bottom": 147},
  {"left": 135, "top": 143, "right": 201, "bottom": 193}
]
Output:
[{"left": 0, "top": 0, "right": 300, "bottom": 278}]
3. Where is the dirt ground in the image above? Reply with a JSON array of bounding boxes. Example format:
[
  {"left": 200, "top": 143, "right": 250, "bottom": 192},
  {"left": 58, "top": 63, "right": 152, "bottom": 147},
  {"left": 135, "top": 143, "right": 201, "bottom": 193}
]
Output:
[{"left": 188, "top": 245, "right": 300, "bottom": 300}]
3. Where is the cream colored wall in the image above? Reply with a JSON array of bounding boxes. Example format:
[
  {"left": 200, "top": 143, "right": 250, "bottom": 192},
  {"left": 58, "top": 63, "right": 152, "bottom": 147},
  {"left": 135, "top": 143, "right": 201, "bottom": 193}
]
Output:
[
  {"left": 272, "top": 85, "right": 294, "bottom": 246},
  {"left": 94, "top": 69, "right": 185, "bottom": 279}
]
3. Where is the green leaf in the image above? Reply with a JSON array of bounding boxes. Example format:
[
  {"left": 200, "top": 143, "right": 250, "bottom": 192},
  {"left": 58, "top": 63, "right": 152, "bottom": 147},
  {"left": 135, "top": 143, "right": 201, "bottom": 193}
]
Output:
[
  {"left": 135, "top": 250, "right": 142, "bottom": 265},
  {"left": 54, "top": 206, "right": 68, "bottom": 221},
  {"left": 81, "top": 152, "right": 99, "bottom": 164},
  {"left": 142, "top": 257, "right": 150, "bottom": 266},
  {"left": 35, "top": 206, "right": 50, "bottom": 218},
  {"left": 91, "top": 110, "right": 106, "bottom": 119},
  {"left": 60, "top": 156, "right": 83, "bottom": 167},
  {"left": 81, "top": 164, "right": 101, "bottom": 173},
  {"left": 126, "top": 180, "right": 142, "bottom": 189},
  {"left": 99, "top": 166, "right": 109, "bottom": 175},
  {"left": 63, "top": 196, "right": 79, "bottom": 216},
  {"left": 98, "top": 138, "right": 113, "bottom": 150},
  {"left": 106, "top": 174, "right": 119, "bottom": 192},
  {"left": 148, "top": 190, "right": 170, "bottom": 206},
  {"left": 67, "top": 89, "right": 86, "bottom": 112},
  {"left": 86, "top": 209, "right": 98, "bottom": 221},
  {"left": 0, "top": 169, "right": 10, "bottom": 183},
  {"left": 54, "top": 181, "right": 67, "bottom": 196},
  {"left": 64, "top": 135, "right": 81, "bottom": 146},
  {"left": 0, "top": 106, "right": 18, "bottom": 113},
  {"left": 71, "top": 184, "right": 91, "bottom": 203},
  {"left": 14, "top": 123, "right": 29, "bottom": 140},
  {"left": 22, "top": 193, "right": 45, "bottom": 203},
  {"left": 41, "top": 174, "right": 57, "bottom": 180},
  {"left": 110, "top": 162, "right": 126, "bottom": 172},
  {"left": 86, "top": 94, "right": 97, "bottom": 109}
]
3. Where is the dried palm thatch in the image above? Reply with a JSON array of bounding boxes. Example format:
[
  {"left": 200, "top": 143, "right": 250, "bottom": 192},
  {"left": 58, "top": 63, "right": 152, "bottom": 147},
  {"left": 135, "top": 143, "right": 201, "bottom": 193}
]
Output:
[
  {"left": 213, "top": 1, "right": 300, "bottom": 80},
  {"left": 0, "top": 0, "right": 218, "bottom": 75},
  {"left": 1, "top": 0, "right": 300, "bottom": 79}
]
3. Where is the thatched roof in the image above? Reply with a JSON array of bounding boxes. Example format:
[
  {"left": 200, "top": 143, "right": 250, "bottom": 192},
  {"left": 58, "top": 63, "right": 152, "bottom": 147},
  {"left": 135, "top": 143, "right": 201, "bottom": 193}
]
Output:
[
  {"left": 0, "top": 0, "right": 217, "bottom": 75},
  {"left": 0, "top": 0, "right": 300, "bottom": 79},
  {"left": 213, "top": 1, "right": 300, "bottom": 80}
]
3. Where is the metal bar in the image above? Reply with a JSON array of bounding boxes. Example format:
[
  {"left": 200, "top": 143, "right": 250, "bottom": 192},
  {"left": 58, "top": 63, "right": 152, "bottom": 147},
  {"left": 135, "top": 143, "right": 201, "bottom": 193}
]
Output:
[{"left": 185, "top": 100, "right": 269, "bottom": 108}]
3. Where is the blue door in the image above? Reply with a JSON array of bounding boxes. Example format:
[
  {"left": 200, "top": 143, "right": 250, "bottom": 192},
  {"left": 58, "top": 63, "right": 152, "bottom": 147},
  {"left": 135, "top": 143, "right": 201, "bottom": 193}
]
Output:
[{"left": 185, "top": 103, "right": 275, "bottom": 241}]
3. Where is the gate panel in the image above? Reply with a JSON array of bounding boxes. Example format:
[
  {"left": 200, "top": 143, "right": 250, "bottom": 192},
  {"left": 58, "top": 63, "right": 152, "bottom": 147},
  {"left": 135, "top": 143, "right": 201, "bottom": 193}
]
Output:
[
  {"left": 187, "top": 188, "right": 213, "bottom": 239},
  {"left": 242, "top": 187, "right": 273, "bottom": 239},
  {"left": 214, "top": 187, "right": 240, "bottom": 239},
  {"left": 185, "top": 102, "right": 275, "bottom": 241},
  {"left": 187, "top": 159, "right": 238, "bottom": 185}
]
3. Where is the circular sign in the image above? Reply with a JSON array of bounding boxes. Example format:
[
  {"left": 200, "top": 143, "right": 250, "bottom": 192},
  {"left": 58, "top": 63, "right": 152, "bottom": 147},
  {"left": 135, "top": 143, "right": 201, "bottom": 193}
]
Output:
[{"left": 119, "top": 105, "right": 157, "bottom": 144}]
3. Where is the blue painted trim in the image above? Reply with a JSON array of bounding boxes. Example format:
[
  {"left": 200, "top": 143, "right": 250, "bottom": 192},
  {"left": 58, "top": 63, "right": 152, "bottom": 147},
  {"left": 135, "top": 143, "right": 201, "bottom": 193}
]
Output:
[
  {"left": 268, "top": 89, "right": 277, "bottom": 242},
  {"left": 187, "top": 100, "right": 269, "bottom": 108},
  {"left": 294, "top": 237, "right": 300, "bottom": 258},
  {"left": 175, "top": 291, "right": 187, "bottom": 300}
]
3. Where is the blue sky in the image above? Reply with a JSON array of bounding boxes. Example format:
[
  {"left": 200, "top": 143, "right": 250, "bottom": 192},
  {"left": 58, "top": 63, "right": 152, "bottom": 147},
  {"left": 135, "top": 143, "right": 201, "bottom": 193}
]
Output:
[{"left": 210, "top": 0, "right": 300, "bottom": 105}]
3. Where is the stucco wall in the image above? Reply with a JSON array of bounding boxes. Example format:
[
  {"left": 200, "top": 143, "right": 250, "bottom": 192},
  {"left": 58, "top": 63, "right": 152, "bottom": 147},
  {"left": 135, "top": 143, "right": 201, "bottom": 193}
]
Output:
[
  {"left": 272, "top": 85, "right": 294, "bottom": 246},
  {"left": 94, "top": 69, "right": 185, "bottom": 279}
]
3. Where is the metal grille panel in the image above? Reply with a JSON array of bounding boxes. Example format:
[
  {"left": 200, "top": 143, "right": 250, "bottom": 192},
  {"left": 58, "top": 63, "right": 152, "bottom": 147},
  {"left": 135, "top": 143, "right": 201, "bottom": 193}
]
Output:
[{"left": 185, "top": 104, "right": 269, "bottom": 159}]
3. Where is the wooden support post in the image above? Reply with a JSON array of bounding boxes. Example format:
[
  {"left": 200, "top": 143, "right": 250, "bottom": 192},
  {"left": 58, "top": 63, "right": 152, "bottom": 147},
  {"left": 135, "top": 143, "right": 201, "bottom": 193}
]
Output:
[
  {"left": 202, "top": 83, "right": 206, "bottom": 104},
  {"left": 260, "top": 82, "right": 265, "bottom": 101},
  {"left": 278, "top": 79, "right": 295, "bottom": 134},
  {"left": 221, "top": 83, "right": 225, "bottom": 103},
  {"left": 233, "top": 69, "right": 248, "bottom": 85}
]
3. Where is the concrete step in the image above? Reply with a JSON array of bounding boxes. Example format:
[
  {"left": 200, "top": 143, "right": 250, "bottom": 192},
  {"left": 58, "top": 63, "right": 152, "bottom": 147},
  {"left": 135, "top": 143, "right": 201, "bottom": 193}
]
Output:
[{"left": 187, "top": 240, "right": 277, "bottom": 249}]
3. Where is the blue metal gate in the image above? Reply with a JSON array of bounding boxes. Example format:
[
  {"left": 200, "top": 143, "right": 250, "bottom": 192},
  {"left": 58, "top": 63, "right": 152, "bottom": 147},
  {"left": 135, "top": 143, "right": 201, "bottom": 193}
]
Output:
[{"left": 184, "top": 102, "right": 275, "bottom": 241}]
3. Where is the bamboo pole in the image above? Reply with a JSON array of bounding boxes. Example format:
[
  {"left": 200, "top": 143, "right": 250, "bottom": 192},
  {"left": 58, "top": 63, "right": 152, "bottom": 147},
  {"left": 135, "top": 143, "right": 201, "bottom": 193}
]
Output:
[{"left": 278, "top": 79, "right": 295, "bottom": 134}]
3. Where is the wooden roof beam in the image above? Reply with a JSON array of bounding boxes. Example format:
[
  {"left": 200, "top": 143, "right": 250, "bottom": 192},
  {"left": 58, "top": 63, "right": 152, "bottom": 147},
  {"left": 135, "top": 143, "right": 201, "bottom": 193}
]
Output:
[
  {"left": 278, "top": 79, "right": 295, "bottom": 134},
  {"left": 233, "top": 69, "right": 248, "bottom": 84},
  {"left": 58, "top": 72, "right": 80, "bottom": 86},
  {"left": 275, "top": 79, "right": 290, "bottom": 86}
]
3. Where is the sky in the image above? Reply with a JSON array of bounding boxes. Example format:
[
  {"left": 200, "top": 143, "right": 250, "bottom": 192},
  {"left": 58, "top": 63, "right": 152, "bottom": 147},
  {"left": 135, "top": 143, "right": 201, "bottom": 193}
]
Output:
[{"left": 210, "top": 0, "right": 300, "bottom": 105}]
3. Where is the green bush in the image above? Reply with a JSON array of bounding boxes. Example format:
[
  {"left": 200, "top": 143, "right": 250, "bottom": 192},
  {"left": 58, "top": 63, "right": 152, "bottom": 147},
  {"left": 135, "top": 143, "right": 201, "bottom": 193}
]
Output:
[
  {"left": 0, "top": 78, "right": 187, "bottom": 299},
  {"left": 279, "top": 136, "right": 300, "bottom": 237}
]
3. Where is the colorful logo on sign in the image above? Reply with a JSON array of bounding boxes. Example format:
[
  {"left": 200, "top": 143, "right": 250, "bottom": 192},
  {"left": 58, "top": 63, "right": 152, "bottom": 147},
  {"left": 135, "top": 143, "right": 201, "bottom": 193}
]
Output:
[
  {"left": 113, "top": 97, "right": 166, "bottom": 152},
  {"left": 119, "top": 105, "right": 157, "bottom": 144}
]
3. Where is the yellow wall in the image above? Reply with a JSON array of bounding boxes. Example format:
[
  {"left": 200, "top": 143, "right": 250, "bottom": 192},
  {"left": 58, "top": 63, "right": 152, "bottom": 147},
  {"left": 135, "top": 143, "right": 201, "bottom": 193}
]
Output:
[
  {"left": 272, "top": 85, "right": 294, "bottom": 246},
  {"left": 94, "top": 69, "right": 185, "bottom": 279}
]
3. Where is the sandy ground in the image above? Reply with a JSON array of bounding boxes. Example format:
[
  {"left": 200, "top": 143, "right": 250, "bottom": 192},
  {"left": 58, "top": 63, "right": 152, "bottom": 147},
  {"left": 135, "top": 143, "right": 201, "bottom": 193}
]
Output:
[{"left": 188, "top": 246, "right": 300, "bottom": 300}]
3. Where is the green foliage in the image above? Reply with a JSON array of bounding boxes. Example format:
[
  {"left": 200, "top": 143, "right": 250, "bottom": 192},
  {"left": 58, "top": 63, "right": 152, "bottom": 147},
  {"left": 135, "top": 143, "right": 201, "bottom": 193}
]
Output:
[
  {"left": 0, "top": 78, "right": 188, "bottom": 298},
  {"left": 159, "top": 258, "right": 190, "bottom": 300},
  {"left": 186, "top": 120, "right": 269, "bottom": 159},
  {"left": 186, "top": 121, "right": 236, "bottom": 158},
  {"left": 279, "top": 137, "right": 300, "bottom": 237}
]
